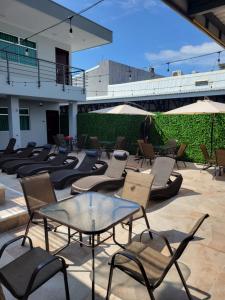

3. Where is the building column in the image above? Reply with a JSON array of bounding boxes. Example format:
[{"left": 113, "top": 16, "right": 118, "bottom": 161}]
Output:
[
  {"left": 8, "top": 96, "right": 21, "bottom": 148},
  {"left": 68, "top": 102, "right": 77, "bottom": 138}
]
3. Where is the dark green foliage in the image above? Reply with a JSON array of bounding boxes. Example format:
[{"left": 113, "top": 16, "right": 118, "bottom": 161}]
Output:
[{"left": 77, "top": 113, "right": 225, "bottom": 162}]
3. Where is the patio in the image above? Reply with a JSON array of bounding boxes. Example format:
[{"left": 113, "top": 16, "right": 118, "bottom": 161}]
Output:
[{"left": 0, "top": 152, "right": 224, "bottom": 299}]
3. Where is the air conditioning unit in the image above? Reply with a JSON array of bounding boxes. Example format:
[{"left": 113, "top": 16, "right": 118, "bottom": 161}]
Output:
[{"left": 172, "top": 70, "right": 183, "bottom": 76}]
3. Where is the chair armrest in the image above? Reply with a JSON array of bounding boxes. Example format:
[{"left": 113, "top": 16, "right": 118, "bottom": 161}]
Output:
[
  {"left": 140, "top": 229, "right": 173, "bottom": 255},
  {"left": 110, "top": 251, "right": 149, "bottom": 281},
  {"left": 26, "top": 255, "right": 67, "bottom": 295},
  {"left": 47, "top": 153, "right": 57, "bottom": 160},
  {"left": 0, "top": 235, "right": 33, "bottom": 259},
  {"left": 60, "top": 195, "right": 75, "bottom": 201},
  {"left": 124, "top": 166, "right": 140, "bottom": 173}
]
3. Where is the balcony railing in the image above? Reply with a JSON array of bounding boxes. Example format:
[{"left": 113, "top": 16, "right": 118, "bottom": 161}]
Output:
[{"left": 0, "top": 49, "right": 86, "bottom": 93}]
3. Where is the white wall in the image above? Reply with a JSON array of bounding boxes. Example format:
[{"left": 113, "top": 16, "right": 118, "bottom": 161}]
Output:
[{"left": 0, "top": 98, "right": 59, "bottom": 149}]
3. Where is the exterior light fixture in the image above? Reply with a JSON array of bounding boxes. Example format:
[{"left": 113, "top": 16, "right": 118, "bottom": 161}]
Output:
[
  {"left": 167, "top": 62, "right": 170, "bottom": 72},
  {"left": 25, "top": 48, "right": 29, "bottom": 56},
  {"left": 69, "top": 16, "right": 73, "bottom": 37},
  {"left": 218, "top": 51, "right": 221, "bottom": 64}
]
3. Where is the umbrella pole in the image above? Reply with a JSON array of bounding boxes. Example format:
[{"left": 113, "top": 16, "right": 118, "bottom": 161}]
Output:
[{"left": 210, "top": 114, "right": 215, "bottom": 157}]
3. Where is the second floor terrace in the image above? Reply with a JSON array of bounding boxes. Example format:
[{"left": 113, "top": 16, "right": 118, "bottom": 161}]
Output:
[{"left": 0, "top": 48, "right": 86, "bottom": 102}]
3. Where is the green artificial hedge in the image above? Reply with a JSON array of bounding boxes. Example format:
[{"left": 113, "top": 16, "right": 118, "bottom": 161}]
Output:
[{"left": 77, "top": 113, "right": 225, "bottom": 163}]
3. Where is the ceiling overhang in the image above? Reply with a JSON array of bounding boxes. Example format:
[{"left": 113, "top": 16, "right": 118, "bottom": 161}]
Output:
[
  {"left": 162, "top": 0, "right": 225, "bottom": 48},
  {"left": 0, "top": 0, "right": 112, "bottom": 52}
]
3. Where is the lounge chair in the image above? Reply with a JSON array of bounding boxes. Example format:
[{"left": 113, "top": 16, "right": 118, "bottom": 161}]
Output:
[
  {"left": 119, "top": 171, "right": 155, "bottom": 243},
  {"left": 71, "top": 150, "right": 129, "bottom": 194},
  {"left": 0, "top": 138, "right": 16, "bottom": 157},
  {"left": 2, "top": 144, "right": 52, "bottom": 174},
  {"left": 150, "top": 156, "right": 183, "bottom": 201},
  {"left": 200, "top": 144, "right": 216, "bottom": 170},
  {"left": 0, "top": 235, "right": 70, "bottom": 300},
  {"left": 50, "top": 150, "right": 108, "bottom": 190},
  {"left": 0, "top": 142, "right": 36, "bottom": 168},
  {"left": 106, "top": 214, "right": 209, "bottom": 300},
  {"left": 17, "top": 148, "right": 78, "bottom": 178}
]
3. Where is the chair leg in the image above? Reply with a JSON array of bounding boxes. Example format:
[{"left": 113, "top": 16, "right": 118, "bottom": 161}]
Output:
[
  {"left": 62, "top": 268, "right": 70, "bottom": 300},
  {"left": 22, "top": 214, "right": 33, "bottom": 246},
  {"left": 183, "top": 161, "right": 187, "bottom": 168},
  {"left": 79, "top": 233, "right": 83, "bottom": 247},
  {"left": 176, "top": 160, "right": 179, "bottom": 169},
  {"left": 175, "top": 261, "right": 193, "bottom": 300},
  {"left": 128, "top": 221, "right": 133, "bottom": 244},
  {"left": 106, "top": 264, "right": 114, "bottom": 299},
  {"left": 142, "top": 208, "right": 153, "bottom": 239}
]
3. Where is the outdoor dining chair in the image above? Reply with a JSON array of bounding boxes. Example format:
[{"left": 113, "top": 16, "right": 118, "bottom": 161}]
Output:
[
  {"left": 200, "top": 144, "right": 216, "bottom": 170},
  {"left": 140, "top": 143, "right": 155, "bottom": 166},
  {"left": 215, "top": 149, "right": 225, "bottom": 176},
  {"left": 106, "top": 214, "right": 209, "bottom": 300},
  {"left": 119, "top": 171, "right": 155, "bottom": 243},
  {"left": 0, "top": 235, "right": 70, "bottom": 300},
  {"left": 0, "top": 138, "right": 16, "bottom": 157},
  {"left": 168, "top": 143, "right": 187, "bottom": 169},
  {"left": 20, "top": 173, "right": 80, "bottom": 247}
]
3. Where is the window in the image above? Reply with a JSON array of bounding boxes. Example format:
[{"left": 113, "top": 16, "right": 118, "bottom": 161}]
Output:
[
  {"left": 20, "top": 108, "right": 30, "bottom": 130},
  {"left": 0, "top": 31, "right": 37, "bottom": 66},
  {"left": 0, "top": 107, "right": 9, "bottom": 131}
]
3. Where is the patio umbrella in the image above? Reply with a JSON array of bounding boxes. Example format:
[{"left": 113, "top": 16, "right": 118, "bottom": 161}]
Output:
[
  {"left": 164, "top": 99, "right": 225, "bottom": 154},
  {"left": 90, "top": 104, "right": 155, "bottom": 116}
]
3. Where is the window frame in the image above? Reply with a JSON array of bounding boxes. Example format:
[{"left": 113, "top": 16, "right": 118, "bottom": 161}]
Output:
[
  {"left": 0, "top": 107, "right": 9, "bottom": 131},
  {"left": 19, "top": 107, "right": 30, "bottom": 131}
]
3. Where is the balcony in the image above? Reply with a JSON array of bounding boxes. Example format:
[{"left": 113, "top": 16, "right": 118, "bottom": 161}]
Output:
[{"left": 0, "top": 49, "right": 86, "bottom": 102}]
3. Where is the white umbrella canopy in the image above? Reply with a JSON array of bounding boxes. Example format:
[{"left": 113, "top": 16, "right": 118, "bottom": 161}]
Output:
[
  {"left": 90, "top": 104, "right": 155, "bottom": 116},
  {"left": 164, "top": 99, "right": 225, "bottom": 155},
  {"left": 164, "top": 100, "right": 225, "bottom": 115}
]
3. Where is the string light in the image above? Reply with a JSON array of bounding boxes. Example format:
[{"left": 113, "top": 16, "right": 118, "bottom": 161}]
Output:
[
  {"left": 69, "top": 16, "right": 73, "bottom": 37},
  {"left": 167, "top": 62, "right": 170, "bottom": 72}
]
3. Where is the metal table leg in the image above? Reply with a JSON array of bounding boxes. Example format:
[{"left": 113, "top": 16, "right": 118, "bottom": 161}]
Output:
[
  {"left": 91, "top": 234, "right": 95, "bottom": 300},
  {"left": 43, "top": 217, "right": 49, "bottom": 252}
]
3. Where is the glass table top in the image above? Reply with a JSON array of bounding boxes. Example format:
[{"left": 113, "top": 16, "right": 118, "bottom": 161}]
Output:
[{"left": 39, "top": 192, "right": 140, "bottom": 234}]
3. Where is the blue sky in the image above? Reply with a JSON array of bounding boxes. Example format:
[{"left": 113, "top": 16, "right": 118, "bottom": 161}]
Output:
[{"left": 54, "top": 0, "right": 224, "bottom": 76}]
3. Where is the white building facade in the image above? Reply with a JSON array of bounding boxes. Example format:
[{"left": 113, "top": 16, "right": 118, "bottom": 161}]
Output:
[{"left": 0, "top": 0, "right": 112, "bottom": 148}]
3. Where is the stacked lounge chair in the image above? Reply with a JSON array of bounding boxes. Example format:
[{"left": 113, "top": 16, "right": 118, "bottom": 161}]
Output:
[
  {"left": 2, "top": 144, "right": 52, "bottom": 174},
  {"left": 71, "top": 150, "right": 129, "bottom": 194},
  {"left": 17, "top": 147, "right": 78, "bottom": 178},
  {"left": 0, "top": 142, "right": 36, "bottom": 168},
  {"left": 0, "top": 138, "right": 16, "bottom": 157},
  {"left": 50, "top": 150, "right": 108, "bottom": 189}
]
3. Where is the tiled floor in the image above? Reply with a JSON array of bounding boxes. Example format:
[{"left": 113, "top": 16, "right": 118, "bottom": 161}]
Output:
[{"left": 0, "top": 154, "right": 224, "bottom": 299}]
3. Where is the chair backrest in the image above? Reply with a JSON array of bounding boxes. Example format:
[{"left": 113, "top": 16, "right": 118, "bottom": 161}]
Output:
[
  {"left": 137, "top": 139, "right": 144, "bottom": 155},
  {"left": 78, "top": 150, "right": 98, "bottom": 172},
  {"left": 173, "top": 214, "right": 209, "bottom": 261},
  {"left": 215, "top": 149, "right": 225, "bottom": 167},
  {"left": 4, "top": 138, "right": 16, "bottom": 154},
  {"left": 176, "top": 143, "right": 187, "bottom": 158},
  {"left": 17, "top": 142, "right": 36, "bottom": 158},
  {"left": 56, "top": 134, "right": 65, "bottom": 145},
  {"left": 89, "top": 136, "right": 101, "bottom": 150},
  {"left": 122, "top": 172, "right": 154, "bottom": 219},
  {"left": 141, "top": 143, "right": 155, "bottom": 159},
  {"left": 200, "top": 144, "right": 210, "bottom": 161},
  {"left": 106, "top": 150, "right": 129, "bottom": 178},
  {"left": 115, "top": 136, "right": 126, "bottom": 150},
  {"left": 20, "top": 173, "right": 57, "bottom": 217},
  {"left": 166, "top": 139, "right": 177, "bottom": 149},
  {"left": 77, "top": 134, "right": 88, "bottom": 149},
  {"left": 150, "top": 157, "right": 175, "bottom": 187}
]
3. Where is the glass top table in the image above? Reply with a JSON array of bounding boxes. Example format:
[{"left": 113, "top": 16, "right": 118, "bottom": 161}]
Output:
[{"left": 39, "top": 192, "right": 140, "bottom": 300}]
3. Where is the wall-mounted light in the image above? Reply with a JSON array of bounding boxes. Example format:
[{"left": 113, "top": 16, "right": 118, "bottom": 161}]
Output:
[{"left": 25, "top": 48, "right": 29, "bottom": 56}]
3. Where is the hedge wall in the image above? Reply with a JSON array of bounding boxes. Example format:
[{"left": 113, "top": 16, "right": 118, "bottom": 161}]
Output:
[{"left": 77, "top": 113, "right": 225, "bottom": 163}]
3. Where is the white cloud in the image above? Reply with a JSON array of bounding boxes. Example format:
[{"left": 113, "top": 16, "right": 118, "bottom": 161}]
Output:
[{"left": 145, "top": 42, "right": 224, "bottom": 66}]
